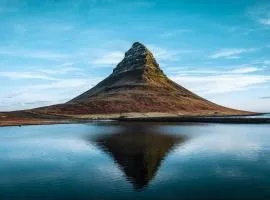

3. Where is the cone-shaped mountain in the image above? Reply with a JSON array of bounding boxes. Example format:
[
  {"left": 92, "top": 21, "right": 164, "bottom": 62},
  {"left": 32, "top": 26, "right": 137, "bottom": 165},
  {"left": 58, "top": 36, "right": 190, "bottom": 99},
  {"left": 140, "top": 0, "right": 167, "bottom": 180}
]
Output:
[
  {"left": 68, "top": 42, "right": 175, "bottom": 103},
  {"left": 34, "top": 42, "right": 250, "bottom": 116}
]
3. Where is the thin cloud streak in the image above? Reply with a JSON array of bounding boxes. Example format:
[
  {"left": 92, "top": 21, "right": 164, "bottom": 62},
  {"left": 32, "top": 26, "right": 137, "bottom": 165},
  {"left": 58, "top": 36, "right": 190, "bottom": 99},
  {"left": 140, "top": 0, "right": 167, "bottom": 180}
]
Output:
[
  {"left": 159, "top": 29, "right": 193, "bottom": 38},
  {"left": 0, "top": 71, "right": 58, "bottom": 80},
  {"left": 169, "top": 65, "right": 270, "bottom": 94},
  {"left": 0, "top": 78, "right": 102, "bottom": 111},
  {"left": 169, "top": 66, "right": 266, "bottom": 75},
  {"left": 210, "top": 48, "right": 258, "bottom": 59},
  {"left": 259, "top": 19, "right": 270, "bottom": 25},
  {"left": 171, "top": 74, "right": 270, "bottom": 94},
  {"left": 147, "top": 44, "right": 193, "bottom": 61},
  {"left": 230, "top": 67, "right": 262, "bottom": 74},
  {"left": 0, "top": 48, "right": 69, "bottom": 60},
  {"left": 0, "top": 64, "right": 84, "bottom": 80},
  {"left": 248, "top": 3, "right": 270, "bottom": 26},
  {"left": 91, "top": 51, "right": 124, "bottom": 65}
]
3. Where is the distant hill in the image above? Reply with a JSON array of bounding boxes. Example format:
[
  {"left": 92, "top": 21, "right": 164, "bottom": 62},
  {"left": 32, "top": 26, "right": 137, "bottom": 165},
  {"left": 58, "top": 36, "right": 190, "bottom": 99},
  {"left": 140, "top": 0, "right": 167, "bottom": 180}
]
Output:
[{"left": 33, "top": 42, "right": 250, "bottom": 116}]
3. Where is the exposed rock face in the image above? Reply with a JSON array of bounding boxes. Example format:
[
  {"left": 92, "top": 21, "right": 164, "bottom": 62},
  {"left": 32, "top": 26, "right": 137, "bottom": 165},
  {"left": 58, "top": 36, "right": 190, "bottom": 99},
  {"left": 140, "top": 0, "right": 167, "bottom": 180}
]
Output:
[
  {"left": 33, "top": 42, "right": 250, "bottom": 115},
  {"left": 112, "top": 42, "right": 160, "bottom": 75}
]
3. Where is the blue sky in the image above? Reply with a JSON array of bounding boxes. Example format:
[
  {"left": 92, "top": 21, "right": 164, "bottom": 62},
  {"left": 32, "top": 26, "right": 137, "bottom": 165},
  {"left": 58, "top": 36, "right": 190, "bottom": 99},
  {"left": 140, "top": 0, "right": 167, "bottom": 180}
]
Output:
[{"left": 0, "top": 0, "right": 269, "bottom": 112}]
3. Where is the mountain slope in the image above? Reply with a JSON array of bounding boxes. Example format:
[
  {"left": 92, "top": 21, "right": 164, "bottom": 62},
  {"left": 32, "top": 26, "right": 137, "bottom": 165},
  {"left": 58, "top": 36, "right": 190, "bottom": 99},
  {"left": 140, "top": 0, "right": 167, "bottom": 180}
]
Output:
[{"left": 32, "top": 42, "right": 250, "bottom": 116}]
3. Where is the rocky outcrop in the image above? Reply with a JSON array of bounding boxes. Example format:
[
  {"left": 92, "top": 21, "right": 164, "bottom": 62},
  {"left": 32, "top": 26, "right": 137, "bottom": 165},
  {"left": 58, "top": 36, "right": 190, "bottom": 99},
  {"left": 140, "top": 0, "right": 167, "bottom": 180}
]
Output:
[{"left": 112, "top": 42, "right": 160, "bottom": 75}]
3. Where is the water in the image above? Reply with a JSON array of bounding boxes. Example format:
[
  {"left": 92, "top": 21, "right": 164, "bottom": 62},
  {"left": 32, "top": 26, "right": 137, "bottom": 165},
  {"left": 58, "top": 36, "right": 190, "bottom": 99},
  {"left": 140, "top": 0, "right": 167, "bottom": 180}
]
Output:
[
  {"left": 228, "top": 113, "right": 270, "bottom": 119},
  {"left": 0, "top": 122, "right": 270, "bottom": 200},
  {"left": 242, "top": 114, "right": 270, "bottom": 118}
]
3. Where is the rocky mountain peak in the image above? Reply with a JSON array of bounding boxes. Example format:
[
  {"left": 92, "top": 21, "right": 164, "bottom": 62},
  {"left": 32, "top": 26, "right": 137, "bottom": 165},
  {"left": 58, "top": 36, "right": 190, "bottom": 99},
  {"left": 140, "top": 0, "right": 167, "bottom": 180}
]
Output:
[
  {"left": 59, "top": 41, "right": 250, "bottom": 117},
  {"left": 130, "top": 42, "right": 148, "bottom": 52},
  {"left": 112, "top": 42, "right": 160, "bottom": 75}
]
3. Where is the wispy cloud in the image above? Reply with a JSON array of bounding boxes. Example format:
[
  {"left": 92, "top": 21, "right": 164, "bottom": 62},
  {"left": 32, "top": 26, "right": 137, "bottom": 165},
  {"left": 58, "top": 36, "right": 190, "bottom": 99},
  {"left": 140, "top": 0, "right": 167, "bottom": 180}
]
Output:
[
  {"left": 147, "top": 44, "right": 193, "bottom": 61},
  {"left": 258, "top": 19, "right": 270, "bottom": 25},
  {"left": 0, "top": 71, "right": 58, "bottom": 80},
  {"left": 169, "top": 65, "right": 270, "bottom": 94},
  {"left": 260, "top": 96, "right": 270, "bottom": 99},
  {"left": 38, "top": 63, "right": 83, "bottom": 75},
  {"left": 210, "top": 48, "right": 258, "bottom": 59},
  {"left": 20, "top": 79, "right": 96, "bottom": 91},
  {"left": 248, "top": 3, "right": 270, "bottom": 26},
  {"left": 0, "top": 48, "right": 68, "bottom": 60},
  {"left": 230, "top": 67, "right": 262, "bottom": 74},
  {"left": 172, "top": 67, "right": 263, "bottom": 75},
  {"left": 171, "top": 74, "right": 270, "bottom": 94},
  {"left": 0, "top": 63, "right": 83, "bottom": 81},
  {"left": 0, "top": 77, "right": 102, "bottom": 111},
  {"left": 0, "top": 40, "right": 129, "bottom": 64},
  {"left": 159, "top": 29, "right": 193, "bottom": 38},
  {"left": 252, "top": 60, "right": 270, "bottom": 66},
  {"left": 220, "top": 25, "right": 256, "bottom": 36},
  {"left": 91, "top": 51, "right": 124, "bottom": 65}
]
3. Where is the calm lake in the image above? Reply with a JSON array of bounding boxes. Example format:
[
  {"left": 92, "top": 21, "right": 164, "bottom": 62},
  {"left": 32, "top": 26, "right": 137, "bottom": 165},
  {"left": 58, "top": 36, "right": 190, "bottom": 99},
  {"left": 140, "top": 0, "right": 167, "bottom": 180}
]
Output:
[{"left": 1, "top": 122, "right": 270, "bottom": 200}]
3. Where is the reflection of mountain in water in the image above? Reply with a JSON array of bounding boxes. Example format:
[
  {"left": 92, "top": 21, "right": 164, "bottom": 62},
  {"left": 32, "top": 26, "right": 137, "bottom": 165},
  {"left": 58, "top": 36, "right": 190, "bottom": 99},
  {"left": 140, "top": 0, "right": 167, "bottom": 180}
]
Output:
[{"left": 92, "top": 125, "right": 186, "bottom": 190}]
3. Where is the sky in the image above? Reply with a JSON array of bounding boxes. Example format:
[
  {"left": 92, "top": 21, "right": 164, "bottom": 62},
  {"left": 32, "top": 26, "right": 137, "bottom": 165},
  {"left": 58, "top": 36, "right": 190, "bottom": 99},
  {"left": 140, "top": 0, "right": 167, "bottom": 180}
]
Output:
[{"left": 0, "top": 0, "right": 269, "bottom": 112}]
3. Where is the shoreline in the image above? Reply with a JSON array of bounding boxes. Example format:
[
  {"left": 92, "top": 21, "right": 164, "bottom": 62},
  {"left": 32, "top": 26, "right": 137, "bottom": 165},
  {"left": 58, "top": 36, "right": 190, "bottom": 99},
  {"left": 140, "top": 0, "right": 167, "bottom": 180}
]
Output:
[
  {"left": 116, "top": 116, "right": 270, "bottom": 124},
  {"left": 0, "top": 114, "right": 269, "bottom": 127}
]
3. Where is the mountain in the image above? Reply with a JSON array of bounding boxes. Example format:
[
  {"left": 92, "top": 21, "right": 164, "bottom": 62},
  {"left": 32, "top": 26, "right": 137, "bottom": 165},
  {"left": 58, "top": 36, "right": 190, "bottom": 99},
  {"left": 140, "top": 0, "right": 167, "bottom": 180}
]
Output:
[
  {"left": 33, "top": 42, "right": 250, "bottom": 116},
  {"left": 0, "top": 42, "right": 253, "bottom": 126}
]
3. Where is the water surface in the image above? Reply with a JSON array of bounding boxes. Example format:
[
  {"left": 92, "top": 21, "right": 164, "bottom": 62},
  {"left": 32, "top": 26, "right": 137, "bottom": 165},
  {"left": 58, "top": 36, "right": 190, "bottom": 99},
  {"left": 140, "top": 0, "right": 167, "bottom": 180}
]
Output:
[
  {"left": 242, "top": 113, "right": 270, "bottom": 118},
  {"left": 0, "top": 122, "right": 270, "bottom": 200},
  {"left": 228, "top": 113, "right": 270, "bottom": 118}
]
